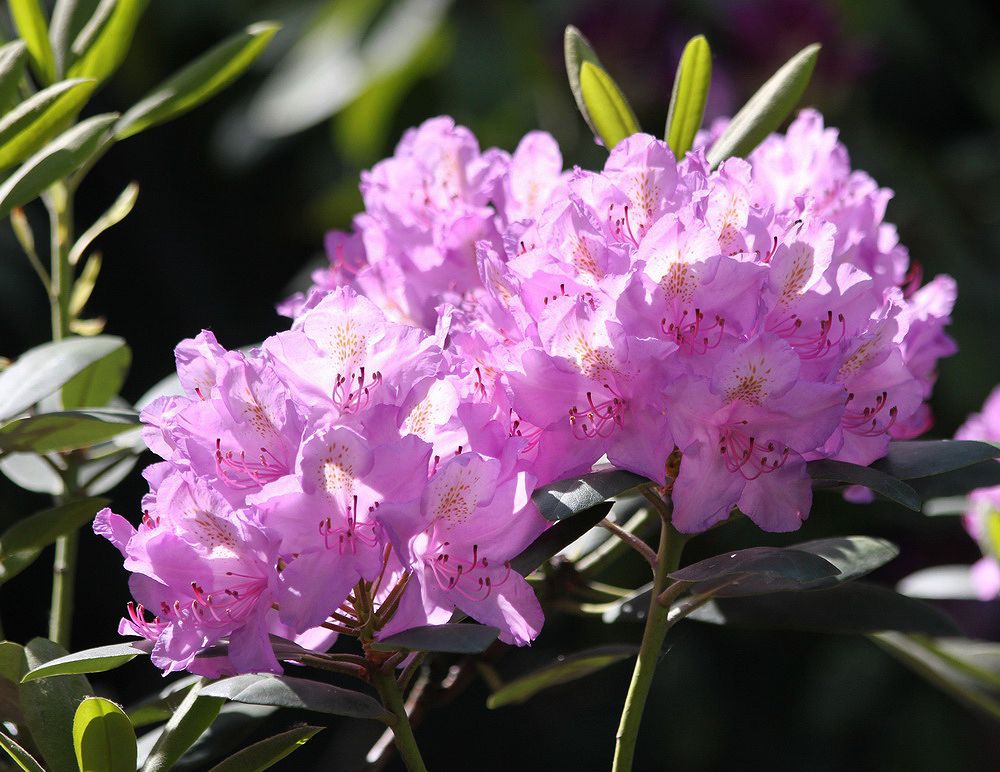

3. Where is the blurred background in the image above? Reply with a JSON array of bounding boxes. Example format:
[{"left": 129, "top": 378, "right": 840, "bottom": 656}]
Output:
[{"left": 2, "top": 0, "right": 999, "bottom": 769}]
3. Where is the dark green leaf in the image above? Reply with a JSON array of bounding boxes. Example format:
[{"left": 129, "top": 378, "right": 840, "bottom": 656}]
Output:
[
  {"left": 0, "top": 41, "right": 29, "bottom": 114},
  {"left": 706, "top": 43, "right": 819, "bottom": 168},
  {"left": 808, "top": 458, "right": 921, "bottom": 510},
  {"left": 72, "top": 696, "right": 136, "bottom": 772},
  {"left": 0, "top": 641, "right": 27, "bottom": 726},
  {"left": 533, "top": 467, "right": 646, "bottom": 522},
  {"left": 665, "top": 35, "right": 711, "bottom": 158},
  {"left": 871, "top": 439, "right": 1000, "bottom": 479},
  {"left": 0, "top": 335, "right": 125, "bottom": 421},
  {"left": 60, "top": 341, "right": 130, "bottom": 408},
  {"left": 126, "top": 673, "right": 199, "bottom": 728},
  {"left": 199, "top": 673, "right": 391, "bottom": 723},
  {"left": 790, "top": 535, "right": 899, "bottom": 583},
  {"left": 371, "top": 623, "right": 499, "bottom": 654},
  {"left": 66, "top": 0, "right": 148, "bottom": 83},
  {"left": 510, "top": 501, "right": 612, "bottom": 575},
  {"left": 487, "top": 645, "right": 637, "bottom": 709},
  {"left": 142, "top": 680, "right": 225, "bottom": 772},
  {"left": 563, "top": 25, "right": 604, "bottom": 138},
  {"left": 8, "top": 0, "right": 56, "bottom": 84},
  {"left": 143, "top": 703, "right": 276, "bottom": 771},
  {"left": 18, "top": 638, "right": 93, "bottom": 772},
  {"left": 668, "top": 545, "right": 842, "bottom": 597},
  {"left": 0, "top": 78, "right": 96, "bottom": 170},
  {"left": 0, "top": 112, "right": 117, "bottom": 218},
  {"left": 206, "top": 725, "right": 323, "bottom": 772},
  {"left": 115, "top": 21, "right": 279, "bottom": 140},
  {"left": 579, "top": 60, "right": 640, "bottom": 150},
  {"left": 0, "top": 408, "right": 139, "bottom": 453},
  {"left": 909, "top": 460, "right": 1000, "bottom": 500},
  {"left": 21, "top": 640, "right": 151, "bottom": 682},
  {"left": 0, "top": 728, "right": 45, "bottom": 772}
]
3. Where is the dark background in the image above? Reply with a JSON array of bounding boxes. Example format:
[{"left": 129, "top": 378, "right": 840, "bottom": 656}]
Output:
[{"left": 2, "top": 0, "right": 999, "bottom": 769}]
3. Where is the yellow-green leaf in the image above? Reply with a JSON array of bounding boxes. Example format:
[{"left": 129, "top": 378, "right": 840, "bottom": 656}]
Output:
[
  {"left": 72, "top": 697, "right": 136, "bottom": 772},
  {"left": 579, "top": 60, "right": 640, "bottom": 150},
  {"left": 0, "top": 728, "right": 45, "bottom": 772},
  {"left": 665, "top": 35, "right": 711, "bottom": 158},
  {"left": 0, "top": 78, "right": 96, "bottom": 170},
  {"left": 563, "top": 25, "right": 604, "bottom": 138},
  {"left": 8, "top": 0, "right": 56, "bottom": 84},
  {"left": 207, "top": 726, "right": 324, "bottom": 772},
  {"left": 0, "top": 40, "right": 28, "bottom": 113},
  {"left": 66, "top": 0, "right": 148, "bottom": 84},
  {"left": 61, "top": 336, "right": 130, "bottom": 408},
  {"left": 68, "top": 180, "right": 138, "bottom": 265}
]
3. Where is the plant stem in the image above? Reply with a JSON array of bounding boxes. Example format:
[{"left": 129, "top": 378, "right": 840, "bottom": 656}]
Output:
[
  {"left": 371, "top": 668, "right": 429, "bottom": 772},
  {"left": 613, "top": 497, "right": 687, "bottom": 772}
]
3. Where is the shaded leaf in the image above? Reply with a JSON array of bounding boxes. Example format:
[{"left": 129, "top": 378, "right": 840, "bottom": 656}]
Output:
[
  {"left": 66, "top": 0, "right": 148, "bottom": 83},
  {"left": 116, "top": 21, "right": 279, "bottom": 140},
  {"left": 563, "top": 24, "right": 604, "bottom": 138},
  {"left": 0, "top": 641, "right": 27, "bottom": 726},
  {"left": 0, "top": 41, "right": 28, "bottom": 114},
  {"left": 533, "top": 467, "right": 646, "bottom": 522},
  {"left": 909, "top": 460, "right": 1000, "bottom": 500},
  {"left": 790, "top": 535, "right": 899, "bottom": 583},
  {"left": 706, "top": 43, "right": 819, "bottom": 168},
  {"left": 126, "top": 673, "right": 200, "bottom": 728},
  {"left": 511, "top": 502, "right": 612, "bottom": 576},
  {"left": 487, "top": 645, "right": 637, "bottom": 709},
  {"left": 371, "top": 623, "right": 499, "bottom": 654},
  {"left": 0, "top": 728, "right": 45, "bottom": 772},
  {"left": 808, "top": 458, "right": 920, "bottom": 510},
  {"left": 22, "top": 640, "right": 151, "bottom": 682},
  {"left": 0, "top": 78, "right": 95, "bottom": 170},
  {"left": 142, "top": 680, "right": 225, "bottom": 772},
  {"left": 142, "top": 703, "right": 276, "bottom": 771},
  {"left": 200, "top": 673, "right": 391, "bottom": 723},
  {"left": 0, "top": 408, "right": 139, "bottom": 453},
  {"left": 61, "top": 341, "right": 130, "bottom": 408},
  {"left": 8, "top": 0, "right": 56, "bottom": 84},
  {"left": 872, "top": 440, "right": 1000, "bottom": 479},
  {"left": 72, "top": 696, "right": 136, "bottom": 772},
  {"left": 207, "top": 725, "right": 323, "bottom": 772},
  {"left": 579, "top": 60, "right": 640, "bottom": 150},
  {"left": 668, "top": 545, "right": 841, "bottom": 597},
  {"left": 665, "top": 34, "right": 711, "bottom": 158}
]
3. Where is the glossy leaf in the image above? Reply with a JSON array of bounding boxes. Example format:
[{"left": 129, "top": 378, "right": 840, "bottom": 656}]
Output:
[
  {"left": 115, "top": 21, "right": 280, "bottom": 140},
  {"left": 0, "top": 728, "right": 45, "bottom": 772},
  {"left": 790, "top": 535, "right": 899, "bottom": 583},
  {"left": 0, "top": 641, "right": 27, "bottom": 727},
  {"left": 126, "top": 674, "right": 199, "bottom": 728},
  {"left": 487, "top": 645, "right": 637, "bottom": 709},
  {"left": 142, "top": 680, "right": 225, "bottom": 772},
  {"left": 563, "top": 25, "right": 604, "bottom": 138},
  {"left": 66, "top": 0, "right": 148, "bottom": 83},
  {"left": 871, "top": 439, "right": 1000, "bottom": 479},
  {"left": 808, "top": 458, "right": 920, "bottom": 510},
  {"left": 0, "top": 112, "right": 117, "bottom": 218},
  {"left": 909, "top": 460, "right": 1000, "bottom": 500},
  {"left": 0, "top": 41, "right": 28, "bottom": 114},
  {"left": 533, "top": 467, "right": 646, "bottom": 522},
  {"left": 207, "top": 725, "right": 323, "bottom": 772},
  {"left": 0, "top": 78, "right": 96, "bottom": 170},
  {"left": 18, "top": 638, "right": 94, "bottom": 772},
  {"left": 61, "top": 341, "right": 130, "bottom": 408},
  {"left": 21, "top": 640, "right": 151, "bottom": 682},
  {"left": 579, "top": 60, "right": 640, "bottom": 150},
  {"left": 0, "top": 408, "right": 139, "bottom": 453},
  {"left": 8, "top": 0, "right": 56, "bottom": 84},
  {"left": 668, "top": 545, "right": 842, "bottom": 597},
  {"left": 896, "top": 565, "right": 980, "bottom": 600},
  {"left": 510, "top": 501, "right": 612, "bottom": 575},
  {"left": 73, "top": 696, "right": 136, "bottom": 772},
  {"left": 200, "top": 673, "right": 392, "bottom": 723},
  {"left": 706, "top": 43, "right": 819, "bottom": 168},
  {"left": 68, "top": 180, "right": 138, "bottom": 265},
  {"left": 665, "top": 35, "right": 711, "bottom": 158},
  {"left": 371, "top": 623, "right": 499, "bottom": 654}
]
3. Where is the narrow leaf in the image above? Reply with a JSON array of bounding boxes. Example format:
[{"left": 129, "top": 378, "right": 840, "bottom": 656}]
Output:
[
  {"left": 66, "top": 0, "right": 148, "bottom": 83},
  {"left": 68, "top": 180, "right": 138, "bottom": 265},
  {"left": 199, "top": 673, "right": 392, "bottom": 723},
  {"left": 533, "top": 467, "right": 646, "bottom": 522},
  {"left": 511, "top": 501, "right": 612, "bottom": 575},
  {"left": 207, "top": 725, "right": 323, "bottom": 772},
  {"left": 579, "top": 60, "right": 640, "bottom": 150},
  {"left": 706, "top": 43, "right": 819, "bottom": 168},
  {"left": 0, "top": 729, "right": 45, "bottom": 772},
  {"left": 487, "top": 645, "right": 637, "bottom": 709},
  {"left": 808, "top": 458, "right": 921, "bottom": 510},
  {"left": 871, "top": 439, "right": 1000, "bottom": 479},
  {"left": 0, "top": 41, "right": 29, "bottom": 114},
  {"left": 8, "top": 0, "right": 57, "bottom": 84},
  {"left": 126, "top": 674, "right": 200, "bottom": 728},
  {"left": 141, "top": 680, "right": 225, "bottom": 772},
  {"left": 0, "top": 78, "right": 96, "bottom": 169},
  {"left": 0, "top": 408, "right": 140, "bottom": 453},
  {"left": 115, "top": 21, "right": 280, "bottom": 140},
  {"left": 73, "top": 697, "right": 137, "bottom": 772},
  {"left": 22, "top": 640, "right": 151, "bottom": 682},
  {"left": 371, "top": 623, "right": 499, "bottom": 654},
  {"left": 790, "top": 535, "right": 899, "bottom": 583},
  {"left": 0, "top": 112, "right": 118, "bottom": 218},
  {"left": 563, "top": 25, "right": 603, "bottom": 138},
  {"left": 665, "top": 35, "right": 711, "bottom": 158},
  {"left": 68, "top": 250, "right": 101, "bottom": 316},
  {"left": 61, "top": 341, "right": 130, "bottom": 408}
]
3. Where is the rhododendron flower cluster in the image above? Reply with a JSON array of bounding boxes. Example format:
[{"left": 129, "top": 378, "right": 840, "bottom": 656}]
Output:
[{"left": 955, "top": 387, "right": 1000, "bottom": 599}]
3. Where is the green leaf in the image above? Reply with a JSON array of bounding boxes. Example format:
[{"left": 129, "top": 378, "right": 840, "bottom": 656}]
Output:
[
  {"left": 0, "top": 497, "right": 108, "bottom": 583},
  {"left": 206, "top": 725, "right": 323, "bottom": 772},
  {"left": 0, "top": 41, "right": 29, "bottom": 114},
  {"left": 808, "top": 458, "right": 921, "bottom": 510},
  {"left": 579, "top": 60, "right": 640, "bottom": 150},
  {"left": 510, "top": 501, "right": 612, "bottom": 575},
  {"left": 73, "top": 696, "right": 136, "bottom": 772},
  {"left": 0, "top": 78, "right": 96, "bottom": 170},
  {"left": 66, "top": 0, "right": 148, "bottom": 84},
  {"left": 8, "top": 0, "right": 56, "bottom": 84},
  {"left": 21, "top": 640, "right": 151, "bottom": 682},
  {"left": 61, "top": 341, "right": 130, "bottom": 408},
  {"left": 790, "top": 535, "right": 899, "bottom": 583},
  {"left": 371, "top": 623, "right": 499, "bottom": 654},
  {"left": 706, "top": 43, "right": 820, "bottom": 168},
  {"left": 0, "top": 408, "right": 140, "bottom": 453},
  {"left": 68, "top": 180, "right": 138, "bottom": 265},
  {"left": 896, "top": 565, "right": 979, "bottom": 599},
  {"left": 0, "top": 728, "right": 45, "bottom": 772},
  {"left": 0, "top": 641, "right": 27, "bottom": 727},
  {"left": 909, "top": 460, "right": 1000, "bottom": 500},
  {"left": 18, "top": 638, "right": 93, "bottom": 772},
  {"left": 668, "top": 545, "right": 842, "bottom": 597},
  {"left": 142, "top": 680, "right": 225, "bottom": 772},
  {"left": 115, "top": 21, "right": 280, "bottom": 140},
  {"left": 563, "top": 25, "right": 604, "bottom": 139},
  {"left": 871, "top": 439, "right": 1000, "bottom": 479},
  {"left": 486, "top": 645, "right": 637, "bottom": 709},
  {"left": 0, "top": 112, "right": 117, "bottom": 218},
  {"left": 126, "top": 674, "right": 199, "bottom": 728},
  {"left": 68, "top": 249, "right": 101, "bottom": 317},
  {"left": 199, "top": 674, "right": 392, "bottom": 723},
  {"left": 665, "top": 35, "right": 711, "bottom": 158},
  {"left": 533, "top": 467, "right": 646, "bottom": 522}
]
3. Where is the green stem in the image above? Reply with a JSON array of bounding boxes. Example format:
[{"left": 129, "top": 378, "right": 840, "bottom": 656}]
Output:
[
  {"left": 613, "top": 499, "right": 687, "bottom": 772},
  {"left": 371, "top": 668, "right": 428, "bottom": 772}
]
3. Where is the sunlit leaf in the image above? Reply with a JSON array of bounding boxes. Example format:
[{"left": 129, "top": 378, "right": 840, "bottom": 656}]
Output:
[
  {"left": 8, "top": 0, "right": 56, "bottom": 84},
  {"left": 68, "top": 180, "right": 138, "bottom": 265},
  {"left": 665, "top": 35, "right": 711, "bottom": 158},
  {"left": 66, "top": 0, "right": 148, "bottom": 84},
  {"left": 0, "top": 41, "right": 28, "bottom": 113},
  {"left": 0, "top": 728, "right": 45, "bottom": 772},
  {"left": 533, "top": 467, "right": 646, "bottom": 522},
  {"left": 791, "top": 535, "right": 899, "bottom": 583},
  {"left": 206, "top": 725, "right": 323, "bottom": 772},
  {"left": 72, "top": 697, "right": 136, "bottom": 772},
  {"left": 0, "top": 408, "right": 139, "bottom": 453},
  {"left": 0, "top": 78, "right": 96, "bottom": 170},
  {"left": 896, "top": 565, "right": 980, "bottom": 600},
  {"left": 371, "top": 623, "right": 499, "bottom": 654},
  {"left": 61, "top": 341, "right": 130, "bottom": 408},
  {"left": 579, "top": 60, "right": 640, "bottom": 150},
  {"left": 563, "top": 24, "right": 604, "bottom": 139},
  {"left": 141, "top": 680, "right": 225, "bottom": 772},
  {"left": 511, "top": 502, "right": 612, "bottom": 576},
  {"left": 21, "top": 640, "right": 151, "bottom": 682}
]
